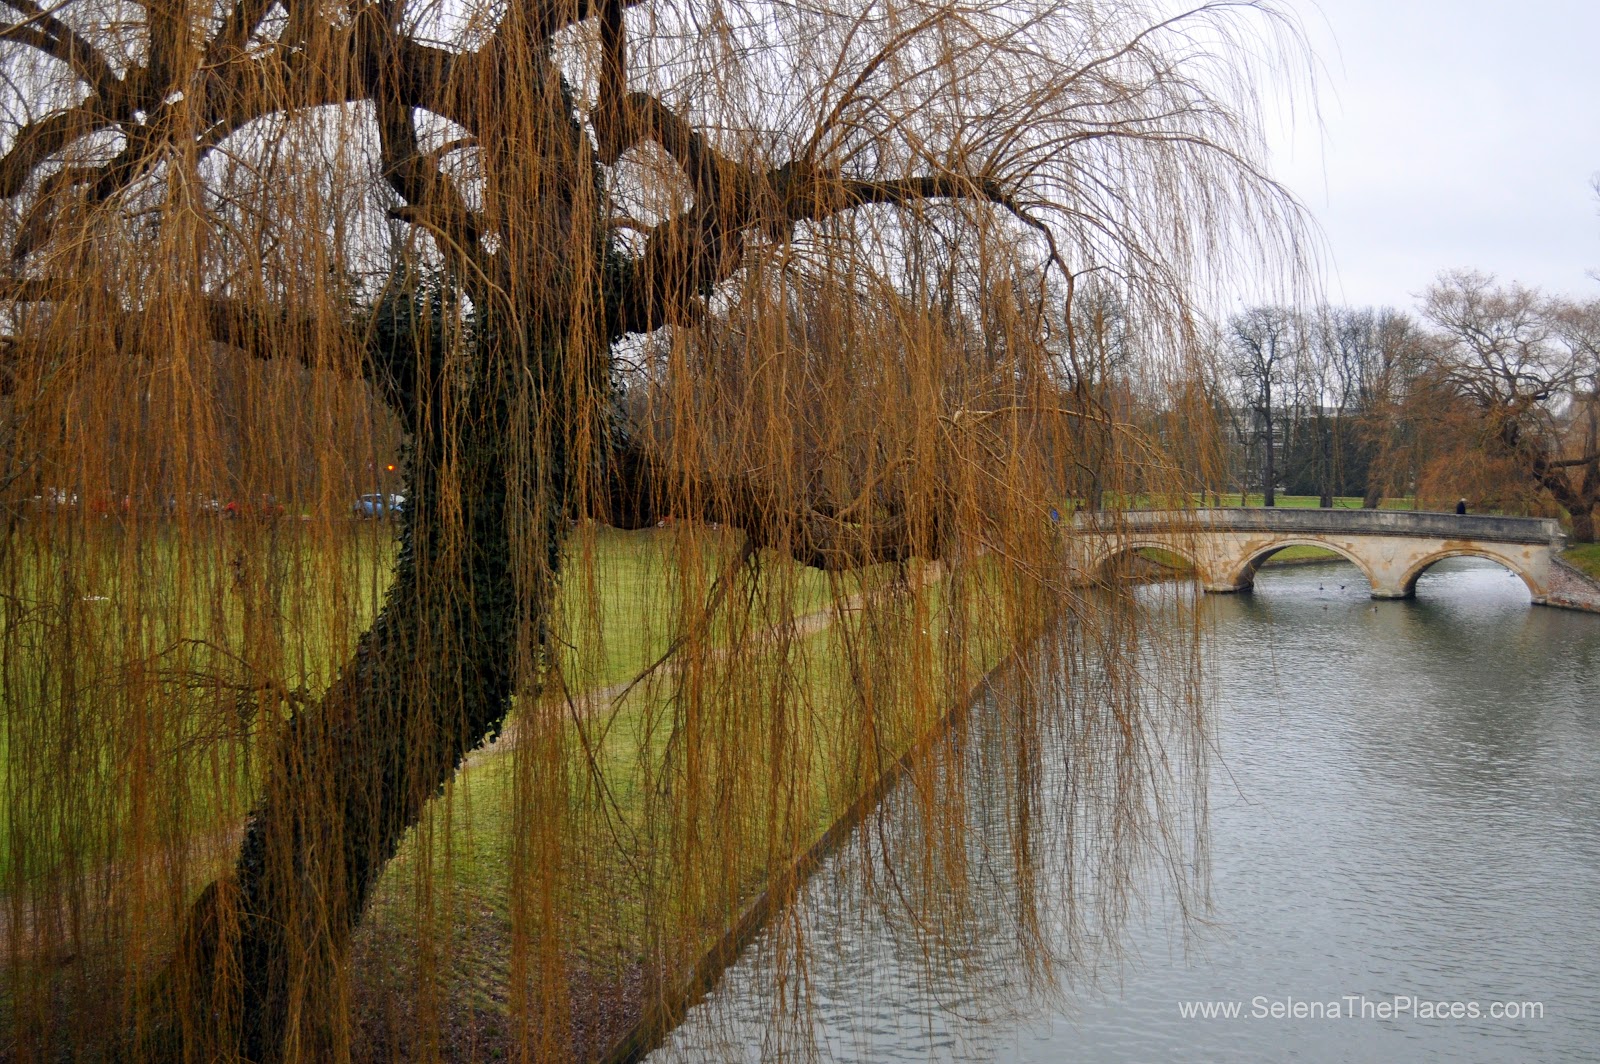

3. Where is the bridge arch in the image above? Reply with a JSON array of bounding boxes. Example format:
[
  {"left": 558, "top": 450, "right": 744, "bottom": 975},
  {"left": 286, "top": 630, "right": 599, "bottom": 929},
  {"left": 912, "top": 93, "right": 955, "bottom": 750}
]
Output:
[
  {"left": 1221, "top": 538, "right": 1378, "bottom": 593},
  {"left": 1397, "top": 547, "right": 1541, "bottom": 599},
  {"left": 1068, "top": 510, "right": 1564, "bottom": 602},
  {"left": 1088, "top": 539, "right": 1207, "bottom": 585}
]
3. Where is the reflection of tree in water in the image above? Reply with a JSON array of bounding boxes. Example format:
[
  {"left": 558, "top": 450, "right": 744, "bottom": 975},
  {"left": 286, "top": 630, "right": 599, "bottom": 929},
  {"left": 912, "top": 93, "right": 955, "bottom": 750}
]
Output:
[{"left": 659, "top": 595, "right": 1209, "bottom": 1063}]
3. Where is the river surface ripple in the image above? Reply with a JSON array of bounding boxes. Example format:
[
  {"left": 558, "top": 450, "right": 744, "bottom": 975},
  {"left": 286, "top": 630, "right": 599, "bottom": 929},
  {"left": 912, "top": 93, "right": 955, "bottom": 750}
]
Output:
[{"left": 651, "top": 558, "right": 1600, "bottom": 1063}]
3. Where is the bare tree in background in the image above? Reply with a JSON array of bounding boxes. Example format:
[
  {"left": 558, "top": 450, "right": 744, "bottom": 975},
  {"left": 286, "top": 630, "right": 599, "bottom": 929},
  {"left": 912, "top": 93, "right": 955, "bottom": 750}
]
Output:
[
  {"left": 1052, "top": 279, "right": 1135, "bottom": 510},
  {"left": 0, "top": 0, "right": 1308, "bottom": 1058},
  {"left": 1421, "top": 271, "right": 1600, "bottom": 539},
  {"left": 1305, "top": 305, "right": 1426, "bottom": 509},
  {"left": 1226, "top": 305, "right": 1296, "bottom": 505},
  {"left": 1350, "top": 308, "right": 1428, "bottom": 507},
  {"left": 1543, "top": 298, "right": 1600, "bottom": 536}
]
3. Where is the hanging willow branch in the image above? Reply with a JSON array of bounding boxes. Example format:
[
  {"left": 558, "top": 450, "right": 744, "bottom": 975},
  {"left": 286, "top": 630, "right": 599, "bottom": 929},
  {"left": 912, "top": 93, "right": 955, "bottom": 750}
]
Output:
[{"left": 0, "top": 0, "right": 1309, "bottom": 1060}]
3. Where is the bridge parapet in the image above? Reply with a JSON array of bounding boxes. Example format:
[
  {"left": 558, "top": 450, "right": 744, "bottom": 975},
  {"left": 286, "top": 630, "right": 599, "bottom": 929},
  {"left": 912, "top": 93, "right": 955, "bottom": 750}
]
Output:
[
  {"left": 1066, "top": 507, "right": 1568, "bottom": 602},
  {"left": 1072, "top": 508, "right": 1566, "bottom": 548}
]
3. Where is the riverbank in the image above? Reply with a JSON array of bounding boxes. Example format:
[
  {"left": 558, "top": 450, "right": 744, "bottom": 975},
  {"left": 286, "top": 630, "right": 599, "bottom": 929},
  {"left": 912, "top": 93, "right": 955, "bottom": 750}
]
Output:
[
  {"left": 596, "top": 638, "right": 1021, "bottom": 1064},
  {"left": 1127, "top": 543, "right": 1338, "bottom": 581},
  {"left": 0, "top": 524, "right": 959, "bottom": 1061},
  {"left": 346, "top": 533, "right": 1012, "bottom": 1064},
  {"left": 1561, "top": 543, "right": 1600, "bottom": 581},
  {"left": 649, "top": 558, "right": 1600, "bottom": 1063},
  {"left": 1547, "top": 550, "right": 1600, "bottom": 613}
]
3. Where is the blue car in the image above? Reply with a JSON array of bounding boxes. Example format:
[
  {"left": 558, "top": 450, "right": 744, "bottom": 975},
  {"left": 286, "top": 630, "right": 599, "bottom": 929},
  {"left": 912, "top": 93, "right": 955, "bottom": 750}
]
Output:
[{"left": 354, "top": 493, "right": 405, "bottom": 519}]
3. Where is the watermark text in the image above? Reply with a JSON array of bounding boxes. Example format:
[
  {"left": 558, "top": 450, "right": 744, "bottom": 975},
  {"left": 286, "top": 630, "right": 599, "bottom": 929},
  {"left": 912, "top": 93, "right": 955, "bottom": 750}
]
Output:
[{"left": 1176, "top": 995, "right": 1544, "bottom": 1022}]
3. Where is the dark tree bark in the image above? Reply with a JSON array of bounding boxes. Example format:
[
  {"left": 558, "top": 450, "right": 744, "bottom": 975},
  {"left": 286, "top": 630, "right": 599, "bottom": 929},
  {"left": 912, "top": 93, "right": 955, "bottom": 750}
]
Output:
[
  {"left": 0, "top": 0, "right": 1302, "bottom": 1055},
  {"left": 1262, "top": 375, "right": 1277, "bottom": 507},
  {"left": 158, "top": 253, "right": 583, "bottom": 1064},
  {"left": 1571, "top": 508, "right": 1597, "bottom": 543},
  {"left": 1533, "top": 444, "right": 1600, "bottom": 544},
  {"left": 114, "top": 11, "right": 974, "bottom": 1052},
  {"left": 1228, "top": 307, "right": 1294, "bottom": 508},
  {"left": 1319, "top": 416, "right": 1334, "bottom": 508}
]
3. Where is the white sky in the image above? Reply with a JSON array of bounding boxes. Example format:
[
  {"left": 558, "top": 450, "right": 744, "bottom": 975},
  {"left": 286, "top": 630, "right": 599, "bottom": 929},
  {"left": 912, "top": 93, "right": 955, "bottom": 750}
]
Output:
[{"left": 1265, "top": 0, "right": 1600, "bottom": 309}]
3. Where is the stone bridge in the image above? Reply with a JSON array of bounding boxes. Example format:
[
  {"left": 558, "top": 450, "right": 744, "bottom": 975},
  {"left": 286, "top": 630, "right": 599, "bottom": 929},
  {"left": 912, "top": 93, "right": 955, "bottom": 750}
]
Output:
[{"left": 1068, "top": 508, "right": 1569, "bottom": 602}]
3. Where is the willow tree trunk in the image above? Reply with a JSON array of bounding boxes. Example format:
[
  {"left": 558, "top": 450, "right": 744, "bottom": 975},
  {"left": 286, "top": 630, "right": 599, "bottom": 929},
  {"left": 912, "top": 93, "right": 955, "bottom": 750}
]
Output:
[
  {"left": 1570, "top": 508, "right": 1596, "bottom": 543},
  {"left": 1569, "top": 410, "right": 1600, "bottom": 544},
  {"left": 168, "top": 81, "right": 604, "bottom": 1062},
  {"left": 1536, "top": 473, "right": 1598, "bottom": 543},
  {"left": 170, "top": 337, "right": 559, "bottom": 1061},
  {"left": 1261, "top": 389, "right": 1276, "bottom": 507},
  {"left": 1528, "top": 416, "right": 1600, "bottom": 545}
]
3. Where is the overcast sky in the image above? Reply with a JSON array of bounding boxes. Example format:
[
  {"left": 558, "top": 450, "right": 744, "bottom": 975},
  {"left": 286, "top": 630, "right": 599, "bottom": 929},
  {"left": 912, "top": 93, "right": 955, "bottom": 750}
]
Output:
[{"left": 1263, "top": 0, "right": 1599, "bottom": 309}]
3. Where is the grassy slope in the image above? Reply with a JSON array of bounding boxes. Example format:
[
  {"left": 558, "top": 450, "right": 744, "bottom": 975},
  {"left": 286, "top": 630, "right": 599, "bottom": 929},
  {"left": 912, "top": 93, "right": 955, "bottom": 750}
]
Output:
[
  {"left": 1136, "top": 543, "right": 1340, "bottom": 571},
  {"left": 0, "top": 525, "right": 854, "bottom": 880},
  {"left": 1563, "top": 543, "right": 1600, "bottom": 582},
  {"left": 3, "top": 523, "right": 988, "bottom": 1057},
  {"left": 0, "top": 523, "right": 402, "bottom": 879},
  {"left": 1196, "top": 493, "right": 1412, "bottom": 510},
  {"left": 1083, "top": 493, "right": 1415, "bottom": 512},
  {"left": 350, "top": 549, "right": 1001, "bottom": 1057}
]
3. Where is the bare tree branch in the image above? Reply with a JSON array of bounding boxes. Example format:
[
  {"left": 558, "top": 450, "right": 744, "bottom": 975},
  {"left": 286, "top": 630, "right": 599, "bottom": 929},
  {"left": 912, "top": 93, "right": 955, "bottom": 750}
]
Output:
[
  {"left": 605, "top": 431, "right": 938, "bottom": 570},
  {"left": 608, "top": 112, "right": 1063, "bottom": 334},
  {"left": 0, "top": 0, "right": 119, "bottom": 95}
]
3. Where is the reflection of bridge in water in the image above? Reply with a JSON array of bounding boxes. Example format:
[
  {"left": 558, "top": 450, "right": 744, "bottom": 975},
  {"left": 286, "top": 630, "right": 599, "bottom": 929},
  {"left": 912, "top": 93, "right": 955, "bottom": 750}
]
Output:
[{"left": 1070, "top": 508, "right": 1569, "bottom": 602}]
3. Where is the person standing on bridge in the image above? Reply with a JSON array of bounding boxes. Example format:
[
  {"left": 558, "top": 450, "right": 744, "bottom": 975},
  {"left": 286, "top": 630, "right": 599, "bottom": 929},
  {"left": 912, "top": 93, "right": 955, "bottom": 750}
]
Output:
[{"left": 1456, "top": 498, "right": 1468, "bottom": 515}]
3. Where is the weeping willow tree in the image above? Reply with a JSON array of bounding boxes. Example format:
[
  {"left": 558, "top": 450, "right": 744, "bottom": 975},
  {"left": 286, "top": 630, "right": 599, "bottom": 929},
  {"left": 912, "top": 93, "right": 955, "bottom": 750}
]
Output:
[{"left": 0, "top": 0, "right": 1306, "bottom": 1059}]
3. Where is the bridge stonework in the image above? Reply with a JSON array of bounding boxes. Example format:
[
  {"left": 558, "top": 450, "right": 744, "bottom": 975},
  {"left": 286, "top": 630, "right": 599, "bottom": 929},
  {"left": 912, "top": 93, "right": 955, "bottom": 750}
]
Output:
[{"left": 1069, "top": 509, "right": 1569, "bottom": 603}]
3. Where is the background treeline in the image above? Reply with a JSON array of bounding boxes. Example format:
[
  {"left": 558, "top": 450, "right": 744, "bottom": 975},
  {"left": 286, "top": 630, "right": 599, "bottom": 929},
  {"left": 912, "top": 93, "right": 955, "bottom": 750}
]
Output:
[
  {"left": 8, "top": 271, "right": 1595, "bottom": 542},
  {"left": 1200, "top": 272, "right": 1599, "bottom": 540}
]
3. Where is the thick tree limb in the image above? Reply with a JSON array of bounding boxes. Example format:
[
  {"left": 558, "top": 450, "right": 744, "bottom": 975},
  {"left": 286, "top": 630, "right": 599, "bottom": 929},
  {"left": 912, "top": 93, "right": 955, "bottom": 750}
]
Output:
[
  {"left": 0, "top": 275, "right": 363, "bottom": 373},
  {"left": 201, "top": 294, "right": 363, "bottom": 365},
  {"left": 1544, "top": 450, "right": 1600, "bottom": 469},
  {"left": 205, "top": 0, "right": 280, "bottom": 66},
  {"left": 0, "top": 0, "right": 119, "bottom": 95},
  {"left": 0, "top": 6, "right": 480, "bottom": 259},
  {"left": 374, "top": 95, "right": 483, "bottom": 275},
  {"left": 605, "top": 432, "right": 938, "bottom": 570},
  {"left": 0, "top": 103, "right": 106, "bottom": 199},
  {"left": 0, "top": 274, "right": 70, "bottom": 300},
  {"left": 609, "top": 145, "right": 1052, "bottom": 334},
  {"left": 593, "top": 0, "right": 629, "bottom": 163},
  {"left": 531, "top": 0, "right": 649, "bottom": 54}
]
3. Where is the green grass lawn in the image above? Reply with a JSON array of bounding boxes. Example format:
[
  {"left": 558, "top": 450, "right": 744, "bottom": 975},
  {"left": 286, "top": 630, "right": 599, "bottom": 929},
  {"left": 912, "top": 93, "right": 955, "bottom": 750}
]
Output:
[
  {"left": 1134, "top": 543, "right": 1341, "bottom": 572},
  {"left": 1563, "top": 543, "right": 1600, "bottom": 582},
  {"left": 350, "top": 549, "right": 1010, "bottom": 1056},
  {"left": 0, "top": 523, "right": 401, "bottom": 881},
  {"left": 1071, "top": 492, "right": 1419, "bottom": 513},
  {"left": 552, "top": 524, "right": 883, "bottom": 693},
  {"left": 0, "top": 523, "right": 883, "bottom": 882},
  {"left": 1194, "top": 493, "right": 1410, "bottom": 510},
  {"left": 3, "top": 521, "right": 1015, "bottom": 1058}
]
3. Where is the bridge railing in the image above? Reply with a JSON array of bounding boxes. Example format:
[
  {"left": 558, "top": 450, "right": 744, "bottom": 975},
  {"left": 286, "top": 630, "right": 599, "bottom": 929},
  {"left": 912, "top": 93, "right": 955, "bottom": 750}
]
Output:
[{"left": 1070, "top": 507, "right": 1566, "bottom": 547}]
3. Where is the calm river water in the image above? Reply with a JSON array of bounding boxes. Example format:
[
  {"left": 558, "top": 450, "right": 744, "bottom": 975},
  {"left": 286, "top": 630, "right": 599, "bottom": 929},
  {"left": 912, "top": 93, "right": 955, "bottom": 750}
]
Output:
[{"left": 651, "top": 558, "right": 1600, "bottom": 1062}]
